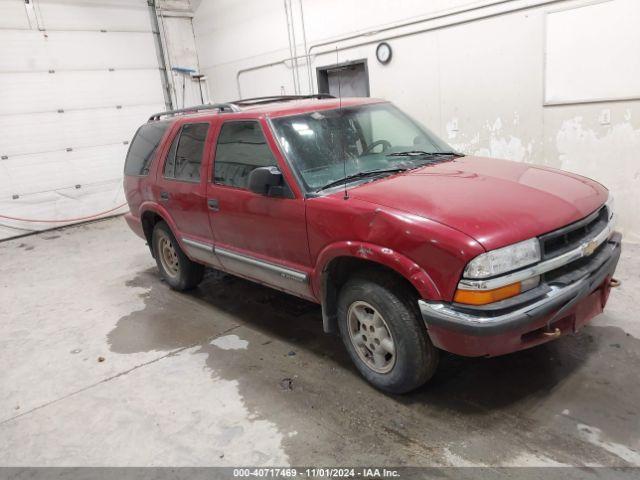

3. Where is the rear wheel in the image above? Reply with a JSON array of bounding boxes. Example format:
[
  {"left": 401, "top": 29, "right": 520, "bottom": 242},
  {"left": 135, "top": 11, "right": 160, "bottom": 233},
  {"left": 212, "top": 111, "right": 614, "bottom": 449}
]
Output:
[
  {"left": 152, "top": 221, "right": 204, "bottom": 291},
  {"left": 337, "top": 273, "right": 438, "bottom": 394}
]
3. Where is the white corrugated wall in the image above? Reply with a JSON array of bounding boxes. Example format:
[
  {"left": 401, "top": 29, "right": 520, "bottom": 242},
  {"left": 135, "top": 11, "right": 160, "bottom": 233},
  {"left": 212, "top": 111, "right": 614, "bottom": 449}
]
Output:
[{"left": 0, "top": 0, "right": 167, "bottom": 239}]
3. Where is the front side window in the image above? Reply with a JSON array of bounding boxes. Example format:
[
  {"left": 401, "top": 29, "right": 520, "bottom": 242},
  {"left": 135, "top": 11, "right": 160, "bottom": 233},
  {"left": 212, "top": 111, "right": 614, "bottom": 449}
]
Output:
[
  {"left": 163, "top": 123, "right": 209, "bottom": 182},
  {"left": 124, "top": 121, "right": 170, "bottom": 176},
  {"left": 271, "top": 103, "right": 457, "bottom": 191},
  {"left": 213, "top": 121, "right": 278, "bottom": 189}
]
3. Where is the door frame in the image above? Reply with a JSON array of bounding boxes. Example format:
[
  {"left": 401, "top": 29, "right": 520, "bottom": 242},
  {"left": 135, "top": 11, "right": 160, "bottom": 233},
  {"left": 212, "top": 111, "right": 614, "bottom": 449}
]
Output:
[
  {"left": 316, "top": 59, "right": 370, "bottom": 97},
  {"left": 203, "top": 116, "right": 314, "bottom": 299},
  {"left": 152, "top": 118, "right": 222, "bottom": 267}
]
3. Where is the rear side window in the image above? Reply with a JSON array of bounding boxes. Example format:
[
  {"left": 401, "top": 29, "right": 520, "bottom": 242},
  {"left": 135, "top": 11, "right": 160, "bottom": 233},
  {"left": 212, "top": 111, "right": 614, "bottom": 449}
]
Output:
[
  {"left": 124, "top": 121, "right": 170, "bottom": 176},
  {"left": 213, "top": 121, "right": 278, "bottom": 189},
  {"left": 162, "top": 131, "right": 180, "bottom": 178},
  {"left": 163, "top": 123, "right": 209, "bottom": 182}
]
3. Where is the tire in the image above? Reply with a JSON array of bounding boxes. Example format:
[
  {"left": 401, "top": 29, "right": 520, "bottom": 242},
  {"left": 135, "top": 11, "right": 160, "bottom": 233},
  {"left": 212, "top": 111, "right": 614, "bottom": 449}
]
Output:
[
  {"left": 152, "top": 221, "right": 204, "bottom": 291},
  {"left": 337, "top": 272, "right": 439, "bottom": 394}
]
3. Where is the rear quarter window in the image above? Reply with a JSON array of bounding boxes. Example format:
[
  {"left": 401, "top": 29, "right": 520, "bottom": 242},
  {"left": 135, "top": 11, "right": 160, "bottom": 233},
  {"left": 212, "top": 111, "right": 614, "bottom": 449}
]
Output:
[{"left": 124, "top": 121, "right": 171, "bottom": 176}]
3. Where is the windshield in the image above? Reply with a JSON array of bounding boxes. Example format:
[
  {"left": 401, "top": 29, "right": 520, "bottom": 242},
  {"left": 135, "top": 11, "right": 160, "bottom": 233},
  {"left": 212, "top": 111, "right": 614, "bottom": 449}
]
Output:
[{"left": 271, "top": 103, "right": 457, "bottom": 191}]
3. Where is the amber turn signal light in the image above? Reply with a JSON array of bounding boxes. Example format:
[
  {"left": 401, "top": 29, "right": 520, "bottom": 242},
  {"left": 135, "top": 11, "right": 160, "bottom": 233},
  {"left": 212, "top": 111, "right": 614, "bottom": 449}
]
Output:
[{"left": 454, "top": 282, "right": 522, "bottom": 305}]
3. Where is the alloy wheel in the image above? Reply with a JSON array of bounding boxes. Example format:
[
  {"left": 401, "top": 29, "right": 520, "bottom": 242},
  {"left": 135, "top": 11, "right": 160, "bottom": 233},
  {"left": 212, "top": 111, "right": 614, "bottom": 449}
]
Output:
[{"left": 347, "top": 300, "right": 396, "bottom": 374}]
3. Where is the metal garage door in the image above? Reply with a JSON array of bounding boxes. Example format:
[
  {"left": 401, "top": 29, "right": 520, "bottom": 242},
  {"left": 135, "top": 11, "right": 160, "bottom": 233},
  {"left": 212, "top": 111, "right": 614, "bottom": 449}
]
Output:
[{"left": 0, "top": 0, "right": 166, "bottom": 240}]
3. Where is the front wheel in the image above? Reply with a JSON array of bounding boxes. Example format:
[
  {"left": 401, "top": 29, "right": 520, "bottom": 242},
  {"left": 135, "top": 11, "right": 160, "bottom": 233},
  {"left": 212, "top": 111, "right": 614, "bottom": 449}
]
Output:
[
  {"left": 152, "top": 221, "right": 204, "bottom": 291},
  {"left": 337, "top": 274, "right": 439, "bottom": 394}
]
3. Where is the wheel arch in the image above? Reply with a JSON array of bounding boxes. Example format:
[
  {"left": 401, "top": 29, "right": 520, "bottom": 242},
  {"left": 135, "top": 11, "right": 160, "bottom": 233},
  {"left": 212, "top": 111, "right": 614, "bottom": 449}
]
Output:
[
  {"left": 139, "top": 203, "right": 177, "bottom": 256},
  {"left": 313, "top": 242, "right": 441, "bottom": 334}
]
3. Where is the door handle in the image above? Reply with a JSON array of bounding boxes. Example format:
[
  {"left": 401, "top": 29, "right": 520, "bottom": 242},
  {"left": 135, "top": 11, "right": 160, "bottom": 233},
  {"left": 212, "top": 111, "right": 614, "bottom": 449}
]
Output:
[
  {"left": 160, "top": 191, "right": 170, "bottom": 201},
  {"left": 207, "top": 198, "right": 219, "bottom": 211}
]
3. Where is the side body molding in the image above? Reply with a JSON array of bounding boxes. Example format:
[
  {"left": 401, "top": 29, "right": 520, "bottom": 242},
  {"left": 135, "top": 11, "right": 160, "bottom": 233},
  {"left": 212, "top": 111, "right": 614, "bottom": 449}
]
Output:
[
  {"left": 139, "top": 203, "right": 224, "bottom": 268},
  {"left": 182, "top": 240, "right": 314, "bottom": 300}
]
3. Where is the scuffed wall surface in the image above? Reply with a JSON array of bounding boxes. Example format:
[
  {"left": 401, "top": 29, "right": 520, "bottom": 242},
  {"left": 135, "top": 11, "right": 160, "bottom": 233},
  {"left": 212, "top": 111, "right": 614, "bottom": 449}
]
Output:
[
  {"left": 191, "top": 0, "right": 640, "bottom": 241},
  {"left": 553, "top": 109, "right": 640, "bottom": 242}
]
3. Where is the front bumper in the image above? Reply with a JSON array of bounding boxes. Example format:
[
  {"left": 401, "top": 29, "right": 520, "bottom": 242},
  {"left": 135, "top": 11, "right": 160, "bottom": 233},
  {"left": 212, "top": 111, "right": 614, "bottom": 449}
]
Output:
[{"left": 419, "top": 232, "right": 622, "bottom": 357}]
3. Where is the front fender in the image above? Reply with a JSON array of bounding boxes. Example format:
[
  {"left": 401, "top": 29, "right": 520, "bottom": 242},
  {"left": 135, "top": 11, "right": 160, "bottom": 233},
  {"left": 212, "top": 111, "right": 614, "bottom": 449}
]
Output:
[{"left": 311, "top": 241, "right": 441, "bottom": 301}]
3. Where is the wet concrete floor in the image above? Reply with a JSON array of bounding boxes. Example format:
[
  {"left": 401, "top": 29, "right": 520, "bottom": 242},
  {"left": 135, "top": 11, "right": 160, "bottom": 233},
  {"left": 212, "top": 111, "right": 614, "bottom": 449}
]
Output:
[{"left": 1, "top": 217, "right": 639, "bottom": 467}]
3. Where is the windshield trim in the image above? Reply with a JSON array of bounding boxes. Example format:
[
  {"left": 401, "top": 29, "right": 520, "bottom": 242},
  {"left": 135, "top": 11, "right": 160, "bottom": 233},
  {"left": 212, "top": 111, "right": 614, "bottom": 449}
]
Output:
[{"left": 265, "top": 99, "right": 389, "bottom": 120}]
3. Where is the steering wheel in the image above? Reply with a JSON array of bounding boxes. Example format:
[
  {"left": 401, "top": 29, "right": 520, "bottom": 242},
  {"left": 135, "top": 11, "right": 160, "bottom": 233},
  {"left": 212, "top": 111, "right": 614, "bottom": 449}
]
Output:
[{"left": 363, "top": 139, "right": 391, "bottom": 155}]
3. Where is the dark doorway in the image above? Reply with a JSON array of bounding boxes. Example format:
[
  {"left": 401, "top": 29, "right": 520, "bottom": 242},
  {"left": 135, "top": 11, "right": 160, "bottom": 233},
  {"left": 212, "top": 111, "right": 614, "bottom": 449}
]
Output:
[{"left": 317, "top": 59, "right": 370, "bottom": 97}]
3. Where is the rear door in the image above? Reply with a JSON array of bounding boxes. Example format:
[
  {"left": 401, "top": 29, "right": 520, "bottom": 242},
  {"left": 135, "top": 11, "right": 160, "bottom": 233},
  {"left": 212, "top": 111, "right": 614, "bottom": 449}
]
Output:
[
  {"left": 154, "top": 120, "right": 221, "bottom": 267},
  {"left": 206, "top": 119, "right": 313, "bottom": 299}
]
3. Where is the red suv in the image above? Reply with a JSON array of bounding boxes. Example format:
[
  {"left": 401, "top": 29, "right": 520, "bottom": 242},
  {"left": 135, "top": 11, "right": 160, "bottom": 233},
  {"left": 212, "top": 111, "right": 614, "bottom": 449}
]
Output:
[{"left": 124, "top": 95, "right": 621, "bottom": 393}]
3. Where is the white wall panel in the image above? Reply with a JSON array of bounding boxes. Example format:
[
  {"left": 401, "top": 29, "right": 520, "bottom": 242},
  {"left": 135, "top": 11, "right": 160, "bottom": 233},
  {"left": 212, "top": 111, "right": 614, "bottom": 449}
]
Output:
[
  {"left": 0, "top": 0, "right": 29, "bottom": 29},
  {"left": 0, "top": 70, "right": 164, "bottom": 115},
  {"left": 0, "top": 180, "right": 127, "bottom": 238},
  {"left": 0, "top": 30, "right": 158, "bottom": 72},
  {"left": 37, "top": 0, "right": 152, "bottom": 31},
  {"left": 193, "top": 0, "right": 289, "bottom": 69},
  {"left": 0, "top": 143, "right": 129, "bottom": 198},
  {"left": 0, "top": 0, "right": 166, "bottom": 240},
  {"left": 545, "top": 0, "right": 640, "bottom": 104},
  {"left": 0, "top": 105, "right": 162, "bottom": 157}
]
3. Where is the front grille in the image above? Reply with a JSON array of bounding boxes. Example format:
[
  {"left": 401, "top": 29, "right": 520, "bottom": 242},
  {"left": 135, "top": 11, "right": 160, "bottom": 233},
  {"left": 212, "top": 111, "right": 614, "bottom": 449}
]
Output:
[
  {"left": 539, "top": 206, "right": 608, "bottom": 260},
  {"left": 543, "top": 239, "right": 609, "bottom": 285}
]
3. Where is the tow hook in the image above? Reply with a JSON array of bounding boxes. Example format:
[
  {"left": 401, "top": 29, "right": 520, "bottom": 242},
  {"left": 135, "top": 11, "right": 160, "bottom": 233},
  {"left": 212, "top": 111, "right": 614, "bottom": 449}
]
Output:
[
  {"left": 542, "top": 327, "right": 561, "bottom": 338},
  {"left": 610, "top": 278, "right": 621, "bottom": 288}
]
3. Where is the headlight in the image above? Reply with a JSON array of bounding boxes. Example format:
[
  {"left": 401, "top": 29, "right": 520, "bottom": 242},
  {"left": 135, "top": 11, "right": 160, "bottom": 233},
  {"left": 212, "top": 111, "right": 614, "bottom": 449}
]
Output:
[
  {"left": 463, "top": 238, "right": 541, "bottom": 279},
  {"left": 605, "top": 192, "right": 614, "bottom": 221}
]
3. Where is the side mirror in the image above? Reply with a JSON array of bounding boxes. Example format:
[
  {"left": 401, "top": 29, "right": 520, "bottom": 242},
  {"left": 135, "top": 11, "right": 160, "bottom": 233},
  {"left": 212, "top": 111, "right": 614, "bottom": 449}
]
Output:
[{"left": 248, "top": 166, "right": 292, "bottom": 197}]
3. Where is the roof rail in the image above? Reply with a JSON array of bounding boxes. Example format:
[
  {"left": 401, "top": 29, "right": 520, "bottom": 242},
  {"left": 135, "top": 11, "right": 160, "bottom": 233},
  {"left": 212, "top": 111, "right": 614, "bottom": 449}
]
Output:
[
  {"left": 148, "top": 103, "right": 240, "bottom": 122},
  {"left": 148, "top": 95, "right": 336, "bottom": 121},
  {"left": 230, "top": 94, "right": 335, "bottom": 107}
]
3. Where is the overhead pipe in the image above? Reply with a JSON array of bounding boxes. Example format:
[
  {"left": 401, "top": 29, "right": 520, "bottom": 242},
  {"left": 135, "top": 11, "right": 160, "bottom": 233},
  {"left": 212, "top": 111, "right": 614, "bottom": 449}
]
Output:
[
  {"left": 283, "top": 0, "right": 299, "bottom": 96},
  {"left": 286, "top": 0, "right": 303, "bottom": 94},
  {"left": 148, "top": 0, "right": 174, "bottom": 109},
  {"left": 236, "top": 0, "right": 567, "bottom": 97},
  {"left": 299, "top": 0, "right": 314, "bottom": 94}
]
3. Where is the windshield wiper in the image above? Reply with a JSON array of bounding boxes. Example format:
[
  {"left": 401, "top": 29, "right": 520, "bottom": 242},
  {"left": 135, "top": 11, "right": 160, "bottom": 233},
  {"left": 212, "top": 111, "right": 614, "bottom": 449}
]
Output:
[
  {"left": 387, "top": 150, "right": 464, "bottom": 157},
  {"left": 316, "top": 168, "right": 408, "bottom": 192}
]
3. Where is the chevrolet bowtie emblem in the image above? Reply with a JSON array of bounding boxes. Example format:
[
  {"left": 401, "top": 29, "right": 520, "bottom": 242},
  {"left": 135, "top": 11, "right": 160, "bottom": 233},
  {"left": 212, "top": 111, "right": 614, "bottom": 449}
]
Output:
[{"left": 582, "top": 239, "right": 598, "bottom": 256}]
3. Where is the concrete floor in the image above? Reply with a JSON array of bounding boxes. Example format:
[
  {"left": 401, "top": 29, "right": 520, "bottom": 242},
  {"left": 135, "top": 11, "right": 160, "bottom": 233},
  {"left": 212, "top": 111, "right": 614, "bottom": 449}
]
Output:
[{"left": 1, "top": 217, "right": 639, "bottom": 467}]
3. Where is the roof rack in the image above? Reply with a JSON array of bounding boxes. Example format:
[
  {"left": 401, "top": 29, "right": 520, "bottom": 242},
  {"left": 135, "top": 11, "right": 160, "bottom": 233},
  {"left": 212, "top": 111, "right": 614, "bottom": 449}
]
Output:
[
  {"left": 230, "top": 94, "right": 335, "bottom": 107},
  {"left": 148, "top": 95, "right": 336, "bottom": 121},
  {"left": 148, "top": 103, "right": 240, "bottom": 122}
]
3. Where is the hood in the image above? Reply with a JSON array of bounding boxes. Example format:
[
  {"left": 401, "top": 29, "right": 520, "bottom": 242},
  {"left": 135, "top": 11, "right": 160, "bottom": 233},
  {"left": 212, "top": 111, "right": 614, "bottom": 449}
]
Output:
[{"left": 347, "top": 156, "right": 607, "bottom": 251}]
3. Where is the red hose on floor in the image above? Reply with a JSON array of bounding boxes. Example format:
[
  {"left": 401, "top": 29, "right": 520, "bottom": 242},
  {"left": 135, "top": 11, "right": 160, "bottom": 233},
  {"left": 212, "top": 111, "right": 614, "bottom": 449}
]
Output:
[{"left": 0, "top": 203, "right": 128, "bottom": 223}]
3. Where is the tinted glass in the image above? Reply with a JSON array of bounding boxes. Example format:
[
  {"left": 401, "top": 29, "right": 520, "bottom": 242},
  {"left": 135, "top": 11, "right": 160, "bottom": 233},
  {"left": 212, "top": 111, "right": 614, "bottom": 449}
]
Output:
[
  {"left": 213, "top": 121, "right": 278, "bottom": 189},
  {"left": 163, "top": 123, "right": 209, "bottom": 182},
  {"left": 162, "top": 130, "right": 180, "bottom": 178},
  {"left": 124, "top": 121, "right": 170, "bottom": 176}
]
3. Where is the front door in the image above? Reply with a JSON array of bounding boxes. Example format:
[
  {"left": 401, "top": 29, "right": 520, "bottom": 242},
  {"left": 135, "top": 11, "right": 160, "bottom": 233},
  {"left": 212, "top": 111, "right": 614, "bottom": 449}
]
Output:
[{"left": 206, "top": 119, "right": 312, "bottom": 299}]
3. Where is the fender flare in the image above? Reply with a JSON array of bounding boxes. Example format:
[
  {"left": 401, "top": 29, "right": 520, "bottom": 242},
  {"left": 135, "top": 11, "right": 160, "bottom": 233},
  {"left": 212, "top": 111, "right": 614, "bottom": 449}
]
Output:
[
  {"left": 311, "top": 241, "right": 441, "bottom": 333},
  {"left": 138, "top": 202, "right": 188, "bottom": 255}
]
